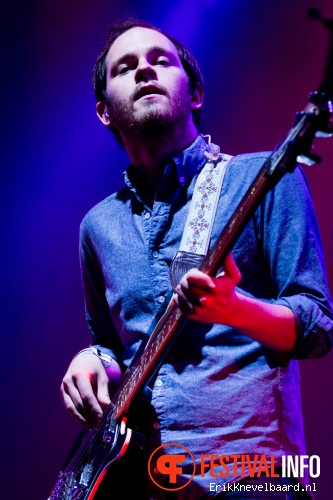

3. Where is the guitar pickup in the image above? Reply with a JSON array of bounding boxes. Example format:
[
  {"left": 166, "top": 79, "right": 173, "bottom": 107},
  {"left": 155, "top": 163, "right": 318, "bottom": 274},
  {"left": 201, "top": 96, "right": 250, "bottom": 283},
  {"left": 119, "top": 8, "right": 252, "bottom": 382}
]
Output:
[{"left": 103, "top": 413, "right": 117, "bottom": 443}]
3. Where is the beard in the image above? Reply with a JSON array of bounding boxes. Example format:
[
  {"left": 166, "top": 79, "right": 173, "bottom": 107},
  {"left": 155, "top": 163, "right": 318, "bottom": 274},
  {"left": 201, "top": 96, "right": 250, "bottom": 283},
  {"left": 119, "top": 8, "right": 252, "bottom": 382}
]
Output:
[{"left": 107, "top": 81, "right": 193, "bottom": 140}]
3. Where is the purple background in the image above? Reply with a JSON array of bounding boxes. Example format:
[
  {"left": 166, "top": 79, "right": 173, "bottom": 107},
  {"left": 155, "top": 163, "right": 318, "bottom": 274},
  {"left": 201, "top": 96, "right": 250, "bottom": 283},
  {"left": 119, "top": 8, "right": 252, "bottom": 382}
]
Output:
[{"left": 1, "top": 0, "right": 332, "bottom": 498}]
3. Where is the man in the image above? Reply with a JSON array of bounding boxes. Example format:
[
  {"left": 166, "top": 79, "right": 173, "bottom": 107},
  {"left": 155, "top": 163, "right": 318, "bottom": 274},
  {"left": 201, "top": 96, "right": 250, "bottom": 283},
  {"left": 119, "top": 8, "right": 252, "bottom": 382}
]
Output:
[{"left": 61, "top": 19, "right": 333, "bottom": 499}]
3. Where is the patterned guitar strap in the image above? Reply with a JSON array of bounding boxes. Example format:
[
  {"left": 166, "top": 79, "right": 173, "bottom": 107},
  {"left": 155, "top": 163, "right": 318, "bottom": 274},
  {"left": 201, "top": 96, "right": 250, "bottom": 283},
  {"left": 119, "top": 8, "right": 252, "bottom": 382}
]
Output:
[
  {"left": 169, "top": 138, "right": 233, "bottom": 289},
  {"left": 128, "top": 140, "right": 233, "bottom": 365}
]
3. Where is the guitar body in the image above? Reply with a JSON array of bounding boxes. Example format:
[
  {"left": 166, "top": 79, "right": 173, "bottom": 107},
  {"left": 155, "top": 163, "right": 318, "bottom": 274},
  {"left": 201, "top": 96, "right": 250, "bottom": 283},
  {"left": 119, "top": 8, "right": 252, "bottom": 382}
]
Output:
[
  {"left": 49, "top": 417, "right": 147, "bottom": 499},
  {"left": 90, "top": 432, "right": 148, "bottom": 500}
]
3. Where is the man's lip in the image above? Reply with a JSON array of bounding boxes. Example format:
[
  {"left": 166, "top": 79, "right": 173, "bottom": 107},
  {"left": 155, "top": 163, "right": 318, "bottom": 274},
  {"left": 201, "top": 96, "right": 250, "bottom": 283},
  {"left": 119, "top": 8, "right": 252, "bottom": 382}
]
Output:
[{"left": 134, "top": 85, "right": 165, "bottom": 101}]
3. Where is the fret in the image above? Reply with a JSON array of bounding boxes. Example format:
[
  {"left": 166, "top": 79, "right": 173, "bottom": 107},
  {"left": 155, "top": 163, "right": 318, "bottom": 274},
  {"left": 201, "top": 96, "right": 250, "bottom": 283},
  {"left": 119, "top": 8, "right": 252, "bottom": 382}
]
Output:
[
  {"left": 51, "top": 29, "right": 333, "bottom": 495},
  {"left": 112, "top": 113, "right": 324, "bottom": 418}
]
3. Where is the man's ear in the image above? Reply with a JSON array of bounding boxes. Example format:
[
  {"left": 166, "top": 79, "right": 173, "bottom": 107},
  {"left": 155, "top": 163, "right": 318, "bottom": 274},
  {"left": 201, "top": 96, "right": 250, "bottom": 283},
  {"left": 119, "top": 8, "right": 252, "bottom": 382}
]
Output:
[
  {"left": 96, "top": 101, "right": 112, "bottom": 126},
  {"left": 190, "top": 83, "right": 204, "bottom": 111}
]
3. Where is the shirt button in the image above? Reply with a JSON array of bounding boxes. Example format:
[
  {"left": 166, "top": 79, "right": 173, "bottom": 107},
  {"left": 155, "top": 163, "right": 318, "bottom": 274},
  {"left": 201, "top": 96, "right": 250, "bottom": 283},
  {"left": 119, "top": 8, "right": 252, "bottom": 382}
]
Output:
[
  {"left": 155, "top": 379, "right": 163, "bottom": 387},
  {"left": 144, "top": 212, "right": 151, "bottom": 220},
  {"left": 153, "top": 251, "right": 159, "bottom": 259},
  {"left": 157, "top": 295, "right": 165, "bottom": 304},
  {"left": 153, "top": 422, "right": 160, "bottom": 429}
]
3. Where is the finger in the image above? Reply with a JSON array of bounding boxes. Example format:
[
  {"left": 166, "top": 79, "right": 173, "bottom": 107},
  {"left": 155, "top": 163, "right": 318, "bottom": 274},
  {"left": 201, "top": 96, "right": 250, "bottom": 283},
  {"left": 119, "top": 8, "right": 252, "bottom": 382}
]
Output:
[
  {"left": 175, "top": 282, "right": 202, "bottom": 307},
  {"left": 173, "top": 286, "right": 198, "bottom": 315},
  {"left": 174, "top": 289, "right": 211, "bottom": 318},
  {"left": 74, "top": 375, "right": 104, "bottom": 426},
  {"left": 184, "top": 268, "right": 216, "bottom": 292},
  {"left": 62, "top": 376, "right": 103, "bottom": 429},
  {"left": 175, "top": 270, "right": 214, "bottom": 305},
  {"left": 96, "top": 371, "right": 111, "bottom": 408},
  {"left": 61, "top": 383, "right": 89, "bottom": 427},
  {"left": 218, "top": 253, "right": 241, "bottom": 283},
  {"left": 61, "top": 375, "right": 87, "bottom": 416}
]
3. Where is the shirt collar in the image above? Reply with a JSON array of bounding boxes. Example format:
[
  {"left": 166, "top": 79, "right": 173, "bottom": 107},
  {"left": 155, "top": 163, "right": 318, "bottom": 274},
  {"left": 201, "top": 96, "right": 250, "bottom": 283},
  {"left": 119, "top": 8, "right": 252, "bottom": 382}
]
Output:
[
  {"left": 170, "top": 134, "right": 209, "bottom": 184},
  {"left": 123, "top": 134, "right": 210, "bottom": 192}
]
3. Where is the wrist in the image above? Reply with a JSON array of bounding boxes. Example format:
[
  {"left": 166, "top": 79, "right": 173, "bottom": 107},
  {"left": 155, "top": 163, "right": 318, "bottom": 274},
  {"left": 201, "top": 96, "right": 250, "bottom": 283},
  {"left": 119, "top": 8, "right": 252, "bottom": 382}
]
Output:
[{"left": 73, "top": 346, "right": 113, "bottom": 368}]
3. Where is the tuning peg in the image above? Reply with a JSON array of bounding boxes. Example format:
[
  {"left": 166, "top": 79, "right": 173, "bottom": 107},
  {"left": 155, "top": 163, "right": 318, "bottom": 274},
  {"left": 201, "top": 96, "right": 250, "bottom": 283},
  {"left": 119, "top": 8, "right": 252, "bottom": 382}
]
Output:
[{"left": 296, "top": 153, "right": 322, "bottom": 166}]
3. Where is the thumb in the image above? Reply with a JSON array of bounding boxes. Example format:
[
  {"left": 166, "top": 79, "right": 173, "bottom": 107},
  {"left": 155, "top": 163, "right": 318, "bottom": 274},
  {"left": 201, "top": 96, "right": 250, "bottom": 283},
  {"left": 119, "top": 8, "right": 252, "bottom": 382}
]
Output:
[
  {"left": 220, "top": 252, "right": 241, "bottom": 283},
  {"left": 96, "top": 371, "right": 111, "bottom": 408}
]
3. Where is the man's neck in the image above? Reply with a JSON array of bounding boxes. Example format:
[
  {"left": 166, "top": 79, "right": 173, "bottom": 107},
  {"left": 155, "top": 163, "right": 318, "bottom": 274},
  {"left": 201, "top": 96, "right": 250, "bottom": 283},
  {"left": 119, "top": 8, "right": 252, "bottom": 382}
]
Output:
[{"left": 122, "top": 122, "right": 199, "bottom": 203}]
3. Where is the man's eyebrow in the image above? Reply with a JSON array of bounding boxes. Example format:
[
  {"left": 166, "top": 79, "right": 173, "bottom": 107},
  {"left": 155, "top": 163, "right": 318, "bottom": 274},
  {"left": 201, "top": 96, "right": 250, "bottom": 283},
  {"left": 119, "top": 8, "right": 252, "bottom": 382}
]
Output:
[{"left": 148, "top": 46, "right": 177, "bottom": 57}]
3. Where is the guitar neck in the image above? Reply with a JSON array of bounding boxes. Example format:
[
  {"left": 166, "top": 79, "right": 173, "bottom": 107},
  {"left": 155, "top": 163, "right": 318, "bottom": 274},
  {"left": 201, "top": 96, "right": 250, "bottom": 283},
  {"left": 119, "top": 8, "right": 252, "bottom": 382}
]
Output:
[
  {"left": 108, "top": 171, "right": 281, "bottom": 421},
  {"left": 106, "top": 96, "right": 329, "bottom": 423}
]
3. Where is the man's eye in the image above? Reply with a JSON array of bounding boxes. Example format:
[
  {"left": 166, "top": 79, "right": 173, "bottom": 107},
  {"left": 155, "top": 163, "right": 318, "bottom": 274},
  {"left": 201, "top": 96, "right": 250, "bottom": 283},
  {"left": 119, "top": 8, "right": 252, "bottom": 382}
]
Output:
[
  {"left": 117, "top": 65, "right": 129, "bottom": 74},
  {"left": 157, "top": 58, "right": 169, "bottom": 66}
]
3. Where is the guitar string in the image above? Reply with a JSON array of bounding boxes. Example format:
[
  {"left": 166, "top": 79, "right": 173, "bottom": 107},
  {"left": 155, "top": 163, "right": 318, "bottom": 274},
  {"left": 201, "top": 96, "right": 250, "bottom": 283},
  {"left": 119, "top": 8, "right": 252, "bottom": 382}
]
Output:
[
  {"left": 54, "top": 166, "right": 267, "bottom": 485},
  {"left": 55, "top": 165, "right": 269, "bottom": 488},
  {"left": 55, "top": 108, "right": 315, "bottom": 490}
]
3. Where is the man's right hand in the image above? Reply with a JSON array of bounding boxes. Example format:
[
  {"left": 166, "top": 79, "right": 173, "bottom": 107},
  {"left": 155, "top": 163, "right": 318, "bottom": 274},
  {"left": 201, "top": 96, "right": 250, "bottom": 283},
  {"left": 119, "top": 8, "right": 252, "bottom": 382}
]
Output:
[{"left": 60, "top": 352, "right": 121, "bottom": 428}]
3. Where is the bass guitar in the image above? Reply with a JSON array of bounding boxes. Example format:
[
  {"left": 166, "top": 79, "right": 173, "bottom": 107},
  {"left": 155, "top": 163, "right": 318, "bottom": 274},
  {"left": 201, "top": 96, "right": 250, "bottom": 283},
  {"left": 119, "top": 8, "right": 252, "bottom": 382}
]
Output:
[{"left": 49, "top": 11, "right": 333, "bottom": 500}]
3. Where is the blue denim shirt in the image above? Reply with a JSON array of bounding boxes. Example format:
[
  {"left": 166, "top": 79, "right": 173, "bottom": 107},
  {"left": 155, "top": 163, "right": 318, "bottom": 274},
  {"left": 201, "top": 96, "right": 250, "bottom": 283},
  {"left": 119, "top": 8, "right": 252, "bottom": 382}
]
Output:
[{"left": 80, "top": 135, "right": 333, "bottom": 498}]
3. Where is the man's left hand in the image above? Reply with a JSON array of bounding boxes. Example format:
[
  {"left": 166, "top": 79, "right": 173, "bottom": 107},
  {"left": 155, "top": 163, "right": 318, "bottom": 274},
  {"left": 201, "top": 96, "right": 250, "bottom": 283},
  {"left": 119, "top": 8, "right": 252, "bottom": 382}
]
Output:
[{"left": 173, "top": 253, "right": 241, "bottom": 324}]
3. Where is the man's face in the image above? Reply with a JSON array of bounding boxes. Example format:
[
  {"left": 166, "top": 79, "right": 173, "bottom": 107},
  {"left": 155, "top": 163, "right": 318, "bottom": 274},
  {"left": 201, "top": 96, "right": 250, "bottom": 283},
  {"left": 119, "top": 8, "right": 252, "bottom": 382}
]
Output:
[{"left": 100, "top": 27, "right": 197, "bottom": 139}]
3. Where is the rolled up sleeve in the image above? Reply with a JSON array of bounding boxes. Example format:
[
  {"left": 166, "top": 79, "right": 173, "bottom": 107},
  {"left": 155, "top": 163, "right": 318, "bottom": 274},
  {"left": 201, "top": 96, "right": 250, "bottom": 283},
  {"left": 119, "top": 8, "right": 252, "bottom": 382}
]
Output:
[{"left": 259, "top": 166, "right": 333, "bottom": 358}]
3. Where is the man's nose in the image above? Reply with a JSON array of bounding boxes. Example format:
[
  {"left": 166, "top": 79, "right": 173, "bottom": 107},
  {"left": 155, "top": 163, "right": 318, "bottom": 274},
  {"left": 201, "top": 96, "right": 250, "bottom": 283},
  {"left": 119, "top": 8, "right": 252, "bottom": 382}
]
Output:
[{"left": 135, "top": 59, "right": 157, "bottom": 83}]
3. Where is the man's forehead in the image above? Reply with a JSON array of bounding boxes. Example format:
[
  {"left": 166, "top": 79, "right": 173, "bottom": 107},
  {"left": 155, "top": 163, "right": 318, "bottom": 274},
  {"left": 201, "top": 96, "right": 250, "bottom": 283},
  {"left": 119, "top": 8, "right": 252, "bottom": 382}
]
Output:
[{"left": 106, "top": 27, "right": 179, "bottom": 65}]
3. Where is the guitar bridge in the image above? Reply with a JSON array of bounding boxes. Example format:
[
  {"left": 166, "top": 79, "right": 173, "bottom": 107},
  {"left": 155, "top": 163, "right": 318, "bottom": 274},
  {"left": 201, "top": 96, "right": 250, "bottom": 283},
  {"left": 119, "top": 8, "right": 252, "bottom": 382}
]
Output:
[{"left": 78, "top": 462, "right": 93, "bottom": 488}]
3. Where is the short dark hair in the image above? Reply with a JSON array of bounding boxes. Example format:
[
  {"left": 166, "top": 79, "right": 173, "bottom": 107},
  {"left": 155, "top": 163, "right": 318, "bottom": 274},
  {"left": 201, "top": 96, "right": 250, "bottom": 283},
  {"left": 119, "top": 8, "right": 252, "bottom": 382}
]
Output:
[{"left": 92, "top": 19, "right": 204, "bottom": 143}]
